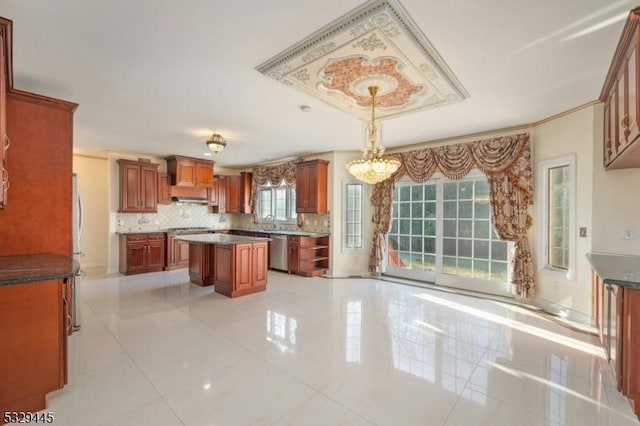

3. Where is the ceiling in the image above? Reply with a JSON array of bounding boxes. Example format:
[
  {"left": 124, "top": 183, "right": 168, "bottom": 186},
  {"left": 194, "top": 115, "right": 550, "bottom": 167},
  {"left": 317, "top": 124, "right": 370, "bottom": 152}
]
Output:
[{"left": 0, "top": 0, "right": 633, "bottom": 168}]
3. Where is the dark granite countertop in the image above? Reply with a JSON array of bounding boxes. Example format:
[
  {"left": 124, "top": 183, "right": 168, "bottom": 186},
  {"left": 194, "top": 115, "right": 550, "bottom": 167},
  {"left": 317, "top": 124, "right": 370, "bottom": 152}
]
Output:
[
  {"left": 586, "top": 253, "right": 640, "bottom": 288},
  {"left": 176, "top": 234, "right": 271, "bottom": 245},
  {"left": 116, "top": 227, "right": 219, "bottom": 235},
  {"left": 230, "top": 228, "right": 330, "bottom": 237},
  {"left": 0, "top": 253, "right": 80, "bottom": 286}
]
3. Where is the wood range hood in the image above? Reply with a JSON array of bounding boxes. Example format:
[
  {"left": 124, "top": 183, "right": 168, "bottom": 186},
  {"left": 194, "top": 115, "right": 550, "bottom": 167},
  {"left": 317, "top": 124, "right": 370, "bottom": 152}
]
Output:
[{"left": 169, "top": 185, "right": 208, "bottom": 204}]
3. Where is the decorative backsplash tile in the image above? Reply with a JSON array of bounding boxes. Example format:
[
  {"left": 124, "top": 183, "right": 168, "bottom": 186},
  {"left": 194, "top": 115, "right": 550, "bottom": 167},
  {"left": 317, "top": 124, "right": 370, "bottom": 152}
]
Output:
[
  {"left": 116, "top": 204, "right": 330, "bottom": 234},
  {"left": 116, "top": 203, "right": 238, "bottom": 232}
]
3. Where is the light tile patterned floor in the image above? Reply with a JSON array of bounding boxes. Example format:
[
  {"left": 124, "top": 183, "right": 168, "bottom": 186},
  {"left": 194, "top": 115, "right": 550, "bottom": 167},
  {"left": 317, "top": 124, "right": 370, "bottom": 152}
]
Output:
[{"left": 41, "top": 270, "right": 640, "bottom": 425}]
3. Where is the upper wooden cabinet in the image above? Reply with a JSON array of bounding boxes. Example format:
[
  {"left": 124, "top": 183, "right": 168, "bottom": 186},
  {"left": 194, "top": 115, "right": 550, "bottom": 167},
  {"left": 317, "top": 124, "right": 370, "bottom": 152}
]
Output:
[
  {"left": 117, "top": 159, "right": 159, "bottom": 213},
  {"left": 211, "top": 172, "right": 251, "bottom": 214},
  {"left": 296, "top": 159, "right": 328, "bottom": 214},
  {"left": 166, "top": 156, "right": 214, "bottom": 188},
  {"left": 601, "top": 8, "right": 640, "bottom": 169},
  {"left": 157, "top": 172, "right": 171, "bottom": 205}
]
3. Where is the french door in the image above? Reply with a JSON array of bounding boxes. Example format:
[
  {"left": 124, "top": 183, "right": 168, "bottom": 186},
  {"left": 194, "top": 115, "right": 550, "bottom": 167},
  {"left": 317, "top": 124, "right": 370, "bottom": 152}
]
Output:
[{"left": 385, "top": 171, "right": 512, "bottom": 297}]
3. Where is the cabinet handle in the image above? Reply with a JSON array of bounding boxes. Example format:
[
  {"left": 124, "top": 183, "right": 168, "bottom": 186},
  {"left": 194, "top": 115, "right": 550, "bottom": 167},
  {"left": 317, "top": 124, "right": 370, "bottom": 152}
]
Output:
[
  {"left": 3, "top": 166, "right": 8, "bottom": 190},
  {"left": 3, "top": 135, "right": 9, "bottom": 149}
]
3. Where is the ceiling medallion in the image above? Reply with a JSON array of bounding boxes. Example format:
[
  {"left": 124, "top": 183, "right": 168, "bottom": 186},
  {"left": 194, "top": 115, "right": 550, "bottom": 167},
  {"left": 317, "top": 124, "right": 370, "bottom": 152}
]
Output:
[{"left": 255, "top": 0, "right": 468, "bottom": 121}]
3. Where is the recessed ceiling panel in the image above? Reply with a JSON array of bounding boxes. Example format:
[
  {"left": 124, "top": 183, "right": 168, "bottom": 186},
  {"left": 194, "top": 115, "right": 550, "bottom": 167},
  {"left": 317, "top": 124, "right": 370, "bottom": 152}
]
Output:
[{"left": 256, "top": 0, "right": 469, "bottom": 121}]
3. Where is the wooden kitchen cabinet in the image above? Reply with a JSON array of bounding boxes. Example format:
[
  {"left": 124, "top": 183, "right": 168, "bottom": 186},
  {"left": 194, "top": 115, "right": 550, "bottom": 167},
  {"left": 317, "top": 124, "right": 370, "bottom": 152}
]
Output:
[
  {"left": 214, "top": 241, "right": 267, "bottom": 297},
  {"left": 119, "top": 233, "right": 165, "bottom": 275},
  {"left": 166, "top": 231, "right": 212, "bottom": 270},
  {"left": 288, "top": 235, "right": 329, "bottom": 277},
  {"left": 212, "top": 172, "right": 251, "bottom": 213},
  {"left": 117, "top": 159, "right": 159, "bottom": 213},
  {"left": 0, "top": 27, "right": 7, "bottom": 209},
  {"left": 166, "top": 155, "right": 214, "bottom": 188},
  {"left": 157, "top": 172, "right": 171, "bottom": 205},
  {"left": 208, "top": 175, "right": 219, "bottom": 206},
  {"left": 601, "top": 8, "right": 640, "bottom": 169},
  {"left": 296, "top": 159, "right": 328, "bottom": 214}
]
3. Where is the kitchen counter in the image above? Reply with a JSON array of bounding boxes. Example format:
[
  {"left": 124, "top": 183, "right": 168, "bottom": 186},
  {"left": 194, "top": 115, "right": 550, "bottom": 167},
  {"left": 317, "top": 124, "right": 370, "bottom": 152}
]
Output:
[
  {"left": 586, "top": 252, "right": 640, "bottom": 288},
  {"left": 177, "top": 234, "right": 271, "bottom": 244},
  {"left": 116, "top": 227, "right": 219, "bottom": 235},
  {"left": 230, "top": 228, "right": 330, "bottom": 237},
  {"left": 0, "top": 253, "right": 80, "bottom": 286}
]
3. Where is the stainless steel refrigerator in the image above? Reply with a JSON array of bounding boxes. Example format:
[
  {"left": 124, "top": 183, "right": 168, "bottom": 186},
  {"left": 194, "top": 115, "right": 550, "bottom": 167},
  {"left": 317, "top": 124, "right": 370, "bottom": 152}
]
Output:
[{"left": 72, "top": 173, "right": 83, "bottom": 331}]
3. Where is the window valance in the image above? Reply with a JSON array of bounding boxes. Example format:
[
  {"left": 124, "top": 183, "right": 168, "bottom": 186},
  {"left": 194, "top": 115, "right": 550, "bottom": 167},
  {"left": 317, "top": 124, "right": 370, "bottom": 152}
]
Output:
[{"left": 370, "top": 132, "right": 534, "bottom": 297}]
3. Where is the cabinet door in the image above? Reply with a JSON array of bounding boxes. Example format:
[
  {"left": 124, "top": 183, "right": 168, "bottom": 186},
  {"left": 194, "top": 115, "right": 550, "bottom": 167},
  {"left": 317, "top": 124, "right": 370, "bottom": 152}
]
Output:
[
  {"left": 126, "top": 242, "right": 148, "bottom": 273},
  {"left": 0, "top": 32, "right": 6, "bottom": 208},
  {"left": 626, "top": 41, "right": 639, "bottom": 145},
  {"left": 140, "top": 164, "right": 158, "bottom": 212},
  {"left": 175, "top": 158, "right": 196, "bottom": 186},
  {"left": 240, "top": 172, "right": 252, "bottom": 214},
  {"left": 252, "top": 242, "right": 268, "bottom": 286},
  {"left": 147, "top": 236, "right": 166, "bottom": 270},
  {"left": 120, "top": 162, "right": 141, "bottom": 212},
  {"left": 196, "top": 161, "right": 214, "bottom": 188},
  {"left": 288, "top": 237, "right": 300, "bottom": 274},
  {"left": 208, "top": 176, "right": 219, "bottom": 206},
  {"left": 218, "top": 175, "right": 227, "bottom": 213},
  {"left": 226, "top": 175, "right": 241, "bottom": 213},
  {"left": 175, "top": 239, "right": 191, "bottom": 266},
  {"left": 234, "top": 243, "right": 253, "bottom": 291},
  {"left": 296, "top": 164, "right": 310, "bottom": 212},
  {"left": 157, "top": 172, "right": 171, "bottom": 205}
]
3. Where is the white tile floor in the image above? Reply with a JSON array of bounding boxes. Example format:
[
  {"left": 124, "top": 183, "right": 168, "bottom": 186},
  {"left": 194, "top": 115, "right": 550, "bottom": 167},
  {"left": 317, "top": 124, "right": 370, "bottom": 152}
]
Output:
[{"left": 43, "top": 269, "right": 640, "bottom": 426}]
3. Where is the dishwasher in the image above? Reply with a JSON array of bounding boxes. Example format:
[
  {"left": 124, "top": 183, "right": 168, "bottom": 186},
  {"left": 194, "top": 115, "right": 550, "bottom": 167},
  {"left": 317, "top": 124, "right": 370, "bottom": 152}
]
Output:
[{"left": 269, "top": 235, "right": 288, "bottom": 271}]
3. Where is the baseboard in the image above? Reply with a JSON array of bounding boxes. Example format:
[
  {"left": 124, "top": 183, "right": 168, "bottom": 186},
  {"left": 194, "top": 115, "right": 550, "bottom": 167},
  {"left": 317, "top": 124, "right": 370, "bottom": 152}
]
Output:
[
  {"left": 531, "top": 298, "right": 591, "bottom": 325},
  {"left": 81, "top": 260, "right": 107, "bottom": 268}
]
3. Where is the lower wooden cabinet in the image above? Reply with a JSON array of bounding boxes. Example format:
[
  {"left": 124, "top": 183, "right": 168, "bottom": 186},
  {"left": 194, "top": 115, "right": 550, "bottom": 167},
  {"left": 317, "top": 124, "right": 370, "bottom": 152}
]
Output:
[
  {"left": 592, "top": 269, "right": 640, "bottom": 414},
  {"left": 288, "top": 235, "right": 329, "bottom": 277},
  {"left": 215, "top": 241, "right": 268, "bottom": 297},
  {"left": 166, "top": 231, "right": 211, "bottom": 270},
  {"left": 119, "top": 233, "right": 165, "bottom": 275},
  {"left": 0, "top": 279, "right": 68, "bottom": 414}
]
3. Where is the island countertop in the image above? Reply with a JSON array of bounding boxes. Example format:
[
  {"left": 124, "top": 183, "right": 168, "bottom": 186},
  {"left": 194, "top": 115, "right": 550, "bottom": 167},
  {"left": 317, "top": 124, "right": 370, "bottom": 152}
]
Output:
[
  {"left": 176, "top": 233, "right": 271, "bottom": 245},
  {"left": 0, "top": 253, "right": 80, "bottom": 286},
  {"left": 586, "top": 252, "right": 640, "bottom": 288}
]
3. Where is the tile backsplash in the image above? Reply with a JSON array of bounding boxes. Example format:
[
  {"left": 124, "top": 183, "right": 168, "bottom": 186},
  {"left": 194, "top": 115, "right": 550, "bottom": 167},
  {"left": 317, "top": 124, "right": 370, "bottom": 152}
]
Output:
[
  {"left": 116, "top": 203, "right": 237, "bottom": 232},
  {"left": 116, "top": 203, "right": 330, "bottom": 234}
]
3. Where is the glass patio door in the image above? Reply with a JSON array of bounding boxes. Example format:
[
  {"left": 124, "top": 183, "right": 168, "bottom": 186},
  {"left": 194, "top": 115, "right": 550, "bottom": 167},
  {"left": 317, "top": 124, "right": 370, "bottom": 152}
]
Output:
[{"left": 385, "top": 172, "right": 512, "bottom": 297}]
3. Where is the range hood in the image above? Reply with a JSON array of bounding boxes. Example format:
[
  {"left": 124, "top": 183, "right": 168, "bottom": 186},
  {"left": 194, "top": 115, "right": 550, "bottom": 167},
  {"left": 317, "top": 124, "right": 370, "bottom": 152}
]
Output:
[{"left": 170, "top": 185, "right": 208, "bottom": 204}]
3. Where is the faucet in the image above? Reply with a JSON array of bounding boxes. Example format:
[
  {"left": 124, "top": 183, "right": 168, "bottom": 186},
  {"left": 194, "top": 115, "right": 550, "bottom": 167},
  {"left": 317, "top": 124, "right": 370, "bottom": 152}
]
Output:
[{"left": 264, "top": 214, "right": 276, "bottom": 229}]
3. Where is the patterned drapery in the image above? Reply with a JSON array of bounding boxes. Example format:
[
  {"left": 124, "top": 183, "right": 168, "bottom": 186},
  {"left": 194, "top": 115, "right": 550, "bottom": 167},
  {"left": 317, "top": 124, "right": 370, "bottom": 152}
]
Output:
[
  {"left": 250, "top": 160, "right": 298, "bottom": 214},
  {"left": 369, "top": 132, "right": 534, "bottom": 296}
]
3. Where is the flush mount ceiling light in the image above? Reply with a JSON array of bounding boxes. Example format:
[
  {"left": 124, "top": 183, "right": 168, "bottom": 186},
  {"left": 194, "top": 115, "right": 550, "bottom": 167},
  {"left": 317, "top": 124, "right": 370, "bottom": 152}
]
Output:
[
  {"left": 206, "top": 133, "right": 226, "bottom": 153},
  {"left": 347, "top": 85, "right": 401, "bottom": 184}
]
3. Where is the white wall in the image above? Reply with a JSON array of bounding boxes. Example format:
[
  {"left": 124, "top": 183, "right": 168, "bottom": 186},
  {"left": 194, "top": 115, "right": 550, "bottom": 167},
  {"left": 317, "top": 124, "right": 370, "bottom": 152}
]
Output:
[
  {"left": 592, "top": 105, "right": 640, "bottom": 255},
  {"left": 73, "top": 155, "right": 109, "bottom": 268},
  {"left": 531, "top": 106, "right": 595, "bottom": 319}
]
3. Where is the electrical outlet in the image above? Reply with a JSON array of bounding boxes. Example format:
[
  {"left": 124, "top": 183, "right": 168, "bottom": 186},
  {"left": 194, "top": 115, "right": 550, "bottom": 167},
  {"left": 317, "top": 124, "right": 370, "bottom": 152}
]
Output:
[
  {"left": 579, "top": 227, "right": 587, "bottom": 238},
  {"left": 625, "top": 229, "right": 635, "bottom": 240}
]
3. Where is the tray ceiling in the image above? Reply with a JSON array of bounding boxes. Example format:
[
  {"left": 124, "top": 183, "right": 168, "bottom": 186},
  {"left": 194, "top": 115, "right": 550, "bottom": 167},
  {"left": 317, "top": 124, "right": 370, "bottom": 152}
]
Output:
[{"left": 256, "top": 0, "right": 469, "bottom": 121}]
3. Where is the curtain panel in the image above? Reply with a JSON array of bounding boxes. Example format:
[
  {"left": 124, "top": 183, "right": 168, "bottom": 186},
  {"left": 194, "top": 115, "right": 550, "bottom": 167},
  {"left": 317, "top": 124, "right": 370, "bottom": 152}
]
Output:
[
  {"left": 369, "top": 132, "right": 534, "bottom": 297},
  {"left": 250, "top": 160, "right": 298, "bottom": 215}
]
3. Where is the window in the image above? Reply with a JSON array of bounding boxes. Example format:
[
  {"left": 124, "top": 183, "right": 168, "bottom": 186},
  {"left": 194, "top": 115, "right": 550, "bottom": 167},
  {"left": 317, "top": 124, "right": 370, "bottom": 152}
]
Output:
[
  {"left": 538, "top": 155, "right": 575, "bottom": 279},
  {"left": 344, "top": 182, "right": 364, "bottom": 250},
  {"left": 386, "top": 171, "right": 512, "bottom": 296},
  {"left": 257, "top": 182, "right": 297, "bottom": 223}
]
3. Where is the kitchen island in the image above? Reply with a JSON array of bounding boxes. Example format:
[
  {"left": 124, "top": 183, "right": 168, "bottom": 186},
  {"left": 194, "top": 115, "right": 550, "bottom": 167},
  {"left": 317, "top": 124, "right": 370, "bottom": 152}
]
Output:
[{"left": 177, "top": 234, "right": 270, "bottom": 298}]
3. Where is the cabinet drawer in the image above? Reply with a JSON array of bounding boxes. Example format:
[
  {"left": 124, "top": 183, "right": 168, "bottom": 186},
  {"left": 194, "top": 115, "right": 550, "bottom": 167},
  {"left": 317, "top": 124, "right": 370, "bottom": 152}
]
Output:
[{"left": 126, "top": 235, "right": 147, "bottom": 242}]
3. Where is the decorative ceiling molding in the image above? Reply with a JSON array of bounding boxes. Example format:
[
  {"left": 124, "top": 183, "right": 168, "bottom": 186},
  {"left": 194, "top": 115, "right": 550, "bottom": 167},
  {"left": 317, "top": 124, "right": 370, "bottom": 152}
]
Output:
[{"left": 256, "top": 0, "right": 469, "bottom": 121}]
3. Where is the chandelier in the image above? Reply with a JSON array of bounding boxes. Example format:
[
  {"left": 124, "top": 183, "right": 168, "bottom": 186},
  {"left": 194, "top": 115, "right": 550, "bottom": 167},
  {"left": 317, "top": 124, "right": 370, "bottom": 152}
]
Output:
[
  {"left": 347, "top": 86, "right": 401, "bottom": 184},
  {"left": 206, "top": 133, "right": 227, "bottom": 153}
]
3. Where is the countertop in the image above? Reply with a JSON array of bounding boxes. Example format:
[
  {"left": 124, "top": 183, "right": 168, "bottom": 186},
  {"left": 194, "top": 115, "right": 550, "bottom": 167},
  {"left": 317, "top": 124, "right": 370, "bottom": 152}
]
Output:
[
  {"left": 586, "top": 253, "right": 640, "bottom": 288},
  {"left": 117, "top": 228, "right": 330, "bottom": 237},
  {"left": 176, "top": 234, "right": 271, "bottom": 245},
  {"left": 0, "top": 253, "right": 80, "bottom": 286}
]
